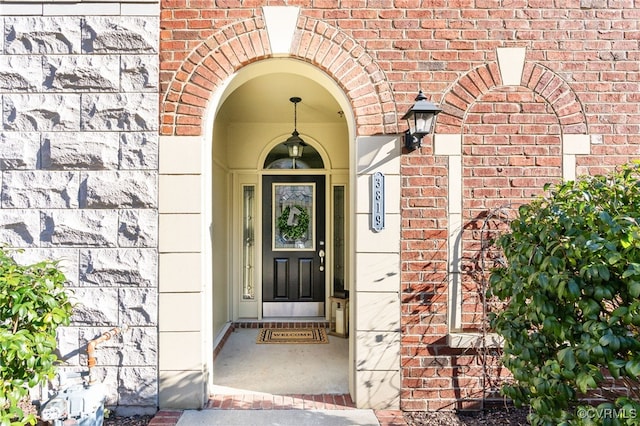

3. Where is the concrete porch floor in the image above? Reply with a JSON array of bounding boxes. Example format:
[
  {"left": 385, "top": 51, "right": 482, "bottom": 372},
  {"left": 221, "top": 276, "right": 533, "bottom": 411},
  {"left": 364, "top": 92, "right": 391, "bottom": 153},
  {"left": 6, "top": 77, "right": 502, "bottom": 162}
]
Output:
[{"left": 212, "top": 327, "right": 349, "bottom": 395}]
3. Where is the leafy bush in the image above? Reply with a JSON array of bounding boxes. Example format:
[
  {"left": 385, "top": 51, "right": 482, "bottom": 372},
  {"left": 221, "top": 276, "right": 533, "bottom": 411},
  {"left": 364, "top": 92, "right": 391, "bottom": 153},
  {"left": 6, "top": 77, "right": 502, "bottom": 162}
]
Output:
[
  {"left": 0, "top": 249, "right": 73, "bottom": 426},
  {"left": 489, "top": 163, "right": 640, "bottom": 425}
]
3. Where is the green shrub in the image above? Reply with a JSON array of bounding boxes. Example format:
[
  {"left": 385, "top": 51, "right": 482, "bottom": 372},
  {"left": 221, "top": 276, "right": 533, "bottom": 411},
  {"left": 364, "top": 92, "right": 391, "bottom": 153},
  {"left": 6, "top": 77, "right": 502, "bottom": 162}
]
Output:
[
  {"left": 489, "top": 163, "right": 640, "bottom": 425},
  {"left": 0, "top": 249, "right": 73, "bottom": 426}
]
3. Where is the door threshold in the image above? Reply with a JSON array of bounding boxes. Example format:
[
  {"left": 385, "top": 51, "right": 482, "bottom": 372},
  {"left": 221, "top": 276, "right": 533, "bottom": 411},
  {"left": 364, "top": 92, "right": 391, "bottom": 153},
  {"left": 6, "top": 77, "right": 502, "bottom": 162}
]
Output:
[
  {"left": 262, "top": 301, "right": 325, "bottom": 317},
  {"left": 234, "top": 318, "right": 329, "bottom": 329}
]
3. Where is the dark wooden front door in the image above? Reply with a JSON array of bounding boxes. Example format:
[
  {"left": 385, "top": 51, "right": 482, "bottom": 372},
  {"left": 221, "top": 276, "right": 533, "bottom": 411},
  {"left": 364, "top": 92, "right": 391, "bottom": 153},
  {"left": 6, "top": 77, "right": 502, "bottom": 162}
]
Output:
[{"left": 262, "top": 175, "right": 326, "bottom": 316}]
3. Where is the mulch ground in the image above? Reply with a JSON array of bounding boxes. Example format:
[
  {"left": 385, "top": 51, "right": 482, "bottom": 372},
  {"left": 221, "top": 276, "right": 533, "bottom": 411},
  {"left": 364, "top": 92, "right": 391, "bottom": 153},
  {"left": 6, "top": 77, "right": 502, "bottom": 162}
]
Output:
[
  {"left": 404, "top": 407, "right": 530, "bottom": 425},
  {"left": 104, "top": 415, "right": 154, "bottom": 426}
]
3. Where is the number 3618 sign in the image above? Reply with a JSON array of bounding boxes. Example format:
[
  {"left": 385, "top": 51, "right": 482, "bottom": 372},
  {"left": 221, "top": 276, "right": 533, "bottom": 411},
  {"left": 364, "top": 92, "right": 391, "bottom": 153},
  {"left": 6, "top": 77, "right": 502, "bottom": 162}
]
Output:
[{"left": 371, "top": 172, "right": 385, "bottom": 232}]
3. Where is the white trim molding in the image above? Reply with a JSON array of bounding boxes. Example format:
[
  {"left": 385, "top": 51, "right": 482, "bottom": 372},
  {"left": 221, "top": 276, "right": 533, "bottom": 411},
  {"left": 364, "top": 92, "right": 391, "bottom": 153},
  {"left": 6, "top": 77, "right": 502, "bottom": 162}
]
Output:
[{"left": 562, "top": 134, "right": 591, "bottom": 181}]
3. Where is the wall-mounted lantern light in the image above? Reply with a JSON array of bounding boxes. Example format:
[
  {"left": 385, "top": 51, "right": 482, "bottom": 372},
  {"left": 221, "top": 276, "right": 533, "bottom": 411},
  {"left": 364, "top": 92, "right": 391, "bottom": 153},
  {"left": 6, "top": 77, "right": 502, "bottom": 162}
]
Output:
[{"left": 402, "top": 90, "right": 442, "bottom": 151}]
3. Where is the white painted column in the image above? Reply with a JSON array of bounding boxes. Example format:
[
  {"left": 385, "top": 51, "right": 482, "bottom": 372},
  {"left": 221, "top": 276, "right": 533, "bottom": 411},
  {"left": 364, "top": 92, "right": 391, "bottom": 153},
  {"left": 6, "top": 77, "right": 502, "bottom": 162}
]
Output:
[
  {"left": 435, "top": 135, "right": 464, "bottom": 333},
  {"left": 158, "top": 136, "right": 208, "bottom": 409},
  {"left": 353, "top": 135, "right": 402, "bottom": 409}
]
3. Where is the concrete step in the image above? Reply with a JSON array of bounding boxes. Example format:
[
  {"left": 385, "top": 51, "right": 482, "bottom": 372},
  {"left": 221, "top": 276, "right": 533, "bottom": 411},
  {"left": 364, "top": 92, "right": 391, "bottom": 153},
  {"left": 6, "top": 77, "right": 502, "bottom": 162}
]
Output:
[{"left": 176, "top": 409, "right": 380, "bottom": 426}]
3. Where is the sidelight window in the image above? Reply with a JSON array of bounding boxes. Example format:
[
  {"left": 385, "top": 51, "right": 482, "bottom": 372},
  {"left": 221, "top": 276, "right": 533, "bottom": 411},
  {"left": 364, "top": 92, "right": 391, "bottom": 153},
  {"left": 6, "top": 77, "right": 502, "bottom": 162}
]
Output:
[{"left": 242, "top": 185, "right": 255, "bottom": 300}]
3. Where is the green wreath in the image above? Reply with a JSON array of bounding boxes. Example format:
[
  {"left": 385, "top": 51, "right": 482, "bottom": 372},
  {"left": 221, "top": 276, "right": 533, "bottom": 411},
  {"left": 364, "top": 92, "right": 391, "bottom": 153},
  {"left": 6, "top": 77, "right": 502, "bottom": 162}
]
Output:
[{"left": 277, "top": 205, "right": 310, "bottom": 241}]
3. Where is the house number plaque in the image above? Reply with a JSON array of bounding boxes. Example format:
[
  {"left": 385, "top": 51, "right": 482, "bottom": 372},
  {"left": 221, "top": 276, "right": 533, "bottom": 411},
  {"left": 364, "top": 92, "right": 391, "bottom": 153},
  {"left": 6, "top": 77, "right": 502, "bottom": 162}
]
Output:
[{"left": 371, "top": 172, "right": 385, "bottom": 232}]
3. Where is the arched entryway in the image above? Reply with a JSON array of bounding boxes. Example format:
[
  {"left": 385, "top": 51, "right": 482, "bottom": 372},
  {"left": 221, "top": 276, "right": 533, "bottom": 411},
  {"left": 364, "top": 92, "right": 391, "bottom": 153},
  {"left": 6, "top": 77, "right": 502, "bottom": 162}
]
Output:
[
  {"left": 205, "top": 58, "right": 352, "bottom": 395},
  {"left": 210, "top": 59, "right": 350, "bottom": 324},
  {"left": 157, "top": 6, "right": 403, "bottom": 411}
]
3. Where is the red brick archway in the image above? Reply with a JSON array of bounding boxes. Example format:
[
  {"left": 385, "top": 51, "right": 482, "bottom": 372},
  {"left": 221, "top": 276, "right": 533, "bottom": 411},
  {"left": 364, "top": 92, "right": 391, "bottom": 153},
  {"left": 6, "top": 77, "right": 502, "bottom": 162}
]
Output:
[
  {"left": 437, "top": 62, "right": 588, "bottom": 135},
  {"left": 160, "top": 14, "right": 397, "bottom": 137}
]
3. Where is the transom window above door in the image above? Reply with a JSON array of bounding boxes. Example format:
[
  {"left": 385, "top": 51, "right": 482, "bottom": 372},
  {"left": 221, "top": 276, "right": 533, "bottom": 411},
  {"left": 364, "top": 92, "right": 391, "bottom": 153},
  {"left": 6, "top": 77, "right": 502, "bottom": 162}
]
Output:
[{"left": 264, "top": 142, "right": 324, "bottom": 169}]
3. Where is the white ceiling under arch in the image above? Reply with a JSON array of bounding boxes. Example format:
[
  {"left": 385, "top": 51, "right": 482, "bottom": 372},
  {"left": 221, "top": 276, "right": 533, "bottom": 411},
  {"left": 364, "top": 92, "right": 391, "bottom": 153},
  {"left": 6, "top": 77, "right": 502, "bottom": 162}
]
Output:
[{"left": 216, "top": 58, "right": 348, "bottom": 125}]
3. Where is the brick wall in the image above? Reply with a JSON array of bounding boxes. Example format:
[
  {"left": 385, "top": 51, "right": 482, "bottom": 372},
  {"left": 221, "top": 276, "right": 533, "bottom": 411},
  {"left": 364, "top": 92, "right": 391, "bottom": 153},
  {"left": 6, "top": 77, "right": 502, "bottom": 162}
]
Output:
[
  {"left": 160, "top": 0, "right": 640, "bottom": 411},
  {"left": 460, "top": 88, "right": 563, "bottom": 330}
]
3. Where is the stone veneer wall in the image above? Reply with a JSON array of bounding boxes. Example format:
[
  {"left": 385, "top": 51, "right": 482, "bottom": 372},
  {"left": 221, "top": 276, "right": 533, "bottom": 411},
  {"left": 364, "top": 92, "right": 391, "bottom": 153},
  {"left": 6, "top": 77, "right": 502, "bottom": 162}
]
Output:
[{"left": 0, "top": 2, "right": 159, "bottom": 415}]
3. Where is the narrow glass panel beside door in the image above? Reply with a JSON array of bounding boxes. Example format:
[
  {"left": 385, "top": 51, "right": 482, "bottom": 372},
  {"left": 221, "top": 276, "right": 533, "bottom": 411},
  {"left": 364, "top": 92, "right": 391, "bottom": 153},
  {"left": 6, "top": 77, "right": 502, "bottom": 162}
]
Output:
[
  {"left": 333, "top": 185, "right": 345, "bottom": 296},
  {"left": 242, "top": 185, "right": 255, "bottom": 300}
]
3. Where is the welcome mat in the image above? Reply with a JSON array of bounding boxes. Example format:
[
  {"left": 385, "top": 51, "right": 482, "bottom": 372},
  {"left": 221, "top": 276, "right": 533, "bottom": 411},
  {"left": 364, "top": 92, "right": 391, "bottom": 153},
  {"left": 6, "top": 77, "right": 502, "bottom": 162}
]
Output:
[{"left": 256, "top": 328, "right": 329, "bottom": 344}]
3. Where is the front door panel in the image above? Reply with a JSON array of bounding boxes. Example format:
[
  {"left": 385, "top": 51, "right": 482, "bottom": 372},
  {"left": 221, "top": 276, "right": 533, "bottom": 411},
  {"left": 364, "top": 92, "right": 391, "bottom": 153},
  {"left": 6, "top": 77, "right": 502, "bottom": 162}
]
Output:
[{"left": 262, "top": 175, "right": 325, "bottom": 316}]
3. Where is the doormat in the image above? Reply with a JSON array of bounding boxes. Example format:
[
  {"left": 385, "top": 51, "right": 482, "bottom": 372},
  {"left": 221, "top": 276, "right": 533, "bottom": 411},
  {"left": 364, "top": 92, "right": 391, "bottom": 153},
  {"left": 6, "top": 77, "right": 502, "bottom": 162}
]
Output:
[{"left": 256, "top": 328, "right": 328, "bottom": 344}]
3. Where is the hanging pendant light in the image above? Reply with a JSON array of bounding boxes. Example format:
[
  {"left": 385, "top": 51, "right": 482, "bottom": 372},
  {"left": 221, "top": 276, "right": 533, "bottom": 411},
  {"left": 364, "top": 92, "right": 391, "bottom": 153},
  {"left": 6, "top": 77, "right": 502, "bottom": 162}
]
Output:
[{"left": 284, "top": 97, "right": 306, "bottom": 160}]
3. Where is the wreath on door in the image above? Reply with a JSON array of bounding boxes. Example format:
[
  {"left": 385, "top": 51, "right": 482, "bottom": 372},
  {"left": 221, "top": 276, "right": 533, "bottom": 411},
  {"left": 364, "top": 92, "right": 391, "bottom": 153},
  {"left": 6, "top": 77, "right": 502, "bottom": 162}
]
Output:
[{"left": 277, "top": 205, "right": 310, "bottom": 241}]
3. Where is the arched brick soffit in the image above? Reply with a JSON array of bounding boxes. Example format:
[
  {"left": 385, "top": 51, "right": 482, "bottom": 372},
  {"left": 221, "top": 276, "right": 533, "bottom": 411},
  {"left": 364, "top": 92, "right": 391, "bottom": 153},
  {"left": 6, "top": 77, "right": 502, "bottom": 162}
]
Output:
[
  {"left": 437, "top": 62, "right": 588, "bottom": 136},
  {"left": 160, "top": 14, "right": 396, "bottom": 137}
]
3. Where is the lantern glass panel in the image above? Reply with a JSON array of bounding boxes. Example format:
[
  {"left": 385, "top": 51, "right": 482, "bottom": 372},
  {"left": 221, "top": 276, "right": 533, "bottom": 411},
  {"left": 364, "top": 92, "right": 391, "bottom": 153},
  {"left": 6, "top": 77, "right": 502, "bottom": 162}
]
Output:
[
  {"left": 406, "top": 115, "right": 416, "bottom": 136},
  {"left": 415, "top": 112, "right": 436, "bottom": 135},
  {"left": 287, "top": 143, "right": 303, "bottom": 158}
]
